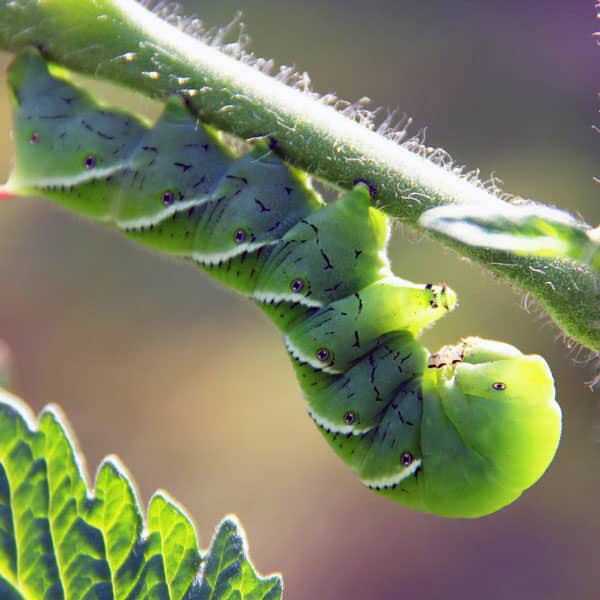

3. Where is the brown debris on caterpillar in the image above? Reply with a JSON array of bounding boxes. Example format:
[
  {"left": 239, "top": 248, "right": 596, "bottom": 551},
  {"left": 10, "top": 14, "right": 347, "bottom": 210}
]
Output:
[{"left": 428, "top": 340, "right": 466, "bottom": 369}]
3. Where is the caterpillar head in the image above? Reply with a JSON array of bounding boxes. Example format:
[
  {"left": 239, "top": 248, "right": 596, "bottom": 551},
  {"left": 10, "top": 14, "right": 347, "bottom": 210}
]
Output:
[{"left": 417, "top": 337, "right": 561, "bottom": 517}]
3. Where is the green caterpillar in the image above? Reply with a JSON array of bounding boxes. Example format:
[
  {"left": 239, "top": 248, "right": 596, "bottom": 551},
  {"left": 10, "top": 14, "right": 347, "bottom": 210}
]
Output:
[{"left": 2, "top": 50, "right": 562, "bottom": 518}]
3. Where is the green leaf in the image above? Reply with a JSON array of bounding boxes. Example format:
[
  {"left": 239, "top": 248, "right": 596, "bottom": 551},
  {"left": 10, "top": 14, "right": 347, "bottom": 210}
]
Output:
[
  {"left": 419, "top": 203, "right": 600, "bottom": 272},
  {"left": 0, "top": 389, "right": 282, "bottom": 599},
  {"left": 0, "top": 575, "right": 24, "bottom": 599},
  {"left": 197, "top": 518, "right": 282, "bottom": 600}
]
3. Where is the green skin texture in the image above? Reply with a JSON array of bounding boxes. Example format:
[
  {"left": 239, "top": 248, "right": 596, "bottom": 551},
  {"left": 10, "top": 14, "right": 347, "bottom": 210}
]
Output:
[{"left": 5, "top": 50, "right": 562, "bottom": 518}]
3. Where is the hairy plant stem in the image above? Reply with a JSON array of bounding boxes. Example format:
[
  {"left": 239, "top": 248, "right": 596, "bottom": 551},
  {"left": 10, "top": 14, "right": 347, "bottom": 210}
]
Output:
[{"left": 0, "top": 0, "right": 598, "bottom": 352}]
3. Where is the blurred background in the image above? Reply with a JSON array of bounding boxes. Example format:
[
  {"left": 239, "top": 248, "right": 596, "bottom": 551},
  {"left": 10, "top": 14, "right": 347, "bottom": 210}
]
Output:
[{"left": 0, "top": 0, "right": 599, "bottom": 597}]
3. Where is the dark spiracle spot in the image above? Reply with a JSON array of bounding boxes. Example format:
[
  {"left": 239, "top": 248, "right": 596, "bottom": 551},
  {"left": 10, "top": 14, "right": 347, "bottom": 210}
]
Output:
[
  {"left": 233, "top": 228, "right": 247, "bottom": 244},
  {"left": 344, "top": 411, "right": 356, "bottom": 426},
  {"left": 316, "top": 348, "right": 330, "bottom": 362},
  {"left": 400, "top": 451, "right": 414, "bottom": 467},
  {"left": 29, "top": 132, "right": 40, "bottom": 144},
  {"left": 290, "top": 278, "right": 304, "bottom": 293},
  {"left": 84, "top": 154, "right": 96, "bottom": 169},
  {"left": 162, "top": 191, "right": 174, "bottom": 206},
  {"left": 492, "top": 382, "right": 507, "bottom": 391},
  {"left": 430, "top": 301, "right": 439, "bottom": 309}
]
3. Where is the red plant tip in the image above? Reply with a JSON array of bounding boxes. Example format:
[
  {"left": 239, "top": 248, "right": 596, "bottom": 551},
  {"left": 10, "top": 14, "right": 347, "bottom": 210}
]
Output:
[{"left": 0, "top": 187, "right": 13, "bottom": 200}]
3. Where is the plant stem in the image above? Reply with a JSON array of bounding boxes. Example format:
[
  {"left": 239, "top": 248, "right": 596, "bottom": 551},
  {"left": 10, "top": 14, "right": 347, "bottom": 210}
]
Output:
[{"left": 0, "top": 0, "right": 598, "bottom": 352}]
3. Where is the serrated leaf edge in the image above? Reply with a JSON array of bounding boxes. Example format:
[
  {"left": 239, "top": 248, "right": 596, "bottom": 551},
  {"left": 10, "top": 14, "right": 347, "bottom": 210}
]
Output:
[{"left": 199, "top": 514, "right": 283, "bottom": 599}]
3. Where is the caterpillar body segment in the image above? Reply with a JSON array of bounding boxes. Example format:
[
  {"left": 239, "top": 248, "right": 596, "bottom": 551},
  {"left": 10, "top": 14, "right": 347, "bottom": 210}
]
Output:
[
  {"left": 7, "top": 51, "right": 148, "bottom": 220},
  {"left": 304, "top": 332, "right": 428, "bottom": 434},
  {"left": 253, "top": 185, "right": 392, "bottom": 309},
  {"left": 191, "top": 150, "right": 323, "bottom": 267},
  {"left": 316, "top": 377, "right": 426, "bottom": 505},
  {"left": 4, "top": 50, "right": 562, "bottom": 518}
]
